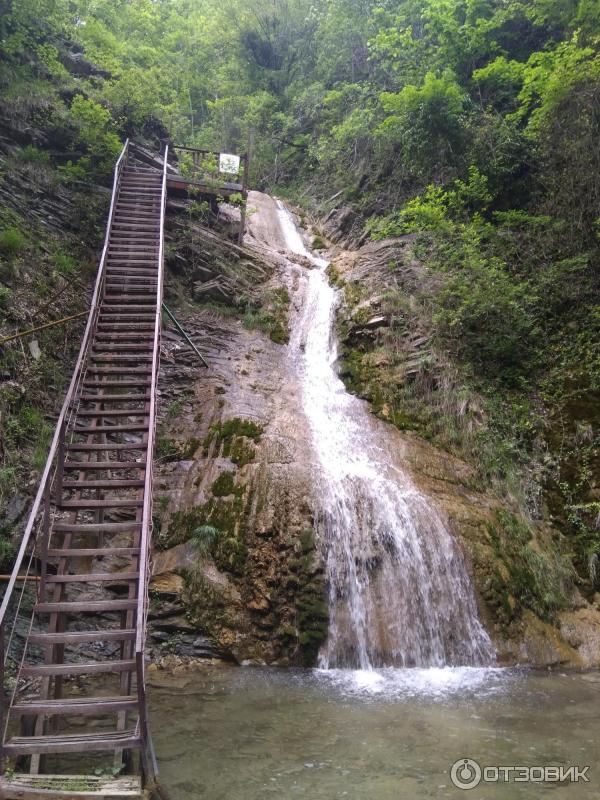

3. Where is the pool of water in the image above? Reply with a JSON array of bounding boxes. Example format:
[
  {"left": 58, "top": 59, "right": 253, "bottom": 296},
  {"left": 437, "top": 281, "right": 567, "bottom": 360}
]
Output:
[{"left": 149, "top": 665, "right": 600, "bottom": 799}]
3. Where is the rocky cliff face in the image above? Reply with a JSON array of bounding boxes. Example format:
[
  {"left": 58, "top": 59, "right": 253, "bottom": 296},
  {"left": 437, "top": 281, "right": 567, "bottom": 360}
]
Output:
[
  {"left": 149, "top": 192, "right": 327, "bottom": 666},
  {"left": 325, "top": 237, "right": 600, "bottom": 668}
]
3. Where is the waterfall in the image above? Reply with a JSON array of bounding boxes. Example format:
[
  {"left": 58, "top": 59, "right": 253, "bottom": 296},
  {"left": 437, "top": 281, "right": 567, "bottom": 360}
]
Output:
[{"left": 277, "top": 202, "right": 494, "bottom": 670}]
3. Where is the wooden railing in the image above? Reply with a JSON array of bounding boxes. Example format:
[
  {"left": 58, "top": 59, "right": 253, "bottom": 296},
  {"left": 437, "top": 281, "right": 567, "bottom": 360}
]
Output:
[
  {"left": 173, "top": 145, "right": 249, "bottom": 192},
  {"left": 0, "top": 139, "right": 129, "bottom": 770}
]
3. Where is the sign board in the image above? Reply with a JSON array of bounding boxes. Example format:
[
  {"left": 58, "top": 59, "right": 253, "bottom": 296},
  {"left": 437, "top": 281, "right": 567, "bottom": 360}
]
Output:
[{"left": 219, "top": 153, "right": 240, "bottom": 175}]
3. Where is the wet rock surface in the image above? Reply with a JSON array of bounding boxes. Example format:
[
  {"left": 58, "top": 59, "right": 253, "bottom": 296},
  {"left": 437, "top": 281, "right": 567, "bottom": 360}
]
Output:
[{"left": 151, "top": 192, "right": 326, "bottom": 666}]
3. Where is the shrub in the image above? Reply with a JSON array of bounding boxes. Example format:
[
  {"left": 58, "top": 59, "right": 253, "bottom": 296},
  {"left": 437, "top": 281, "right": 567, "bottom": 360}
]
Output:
[
  {"left": 191, "top": 524, "right": 220, "bottom": 559},
  {"left": 0, "top": 227, "right": 26, "bottom": 259},
  {"left": 211, "top": 471, "right": 236, "bottom": 497},
  {"left": 15, "top": 145, "right": 51, "bottom": 166},
  {"left": 435, "top": 261, "right": 536, "bottom": 382},
  {"left": 0, "top": 286, "right": 11, "bottom": 307},
  {"left": 52, "top": 250, "right": 76, "bottom": 277}
]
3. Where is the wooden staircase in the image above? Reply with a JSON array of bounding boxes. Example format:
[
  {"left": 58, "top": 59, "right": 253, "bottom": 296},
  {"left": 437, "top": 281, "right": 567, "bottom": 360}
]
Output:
[{"left": 0, "top": 142, "right": 167, "bottom": 799}]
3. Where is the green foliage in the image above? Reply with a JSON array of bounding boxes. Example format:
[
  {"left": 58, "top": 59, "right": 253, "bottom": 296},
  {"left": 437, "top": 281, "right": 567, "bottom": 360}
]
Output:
[
  {"left": 56, "top": 159, "right": 91, "bottom": 185},
  {"left": 435, "top": 263, "right": 536, "bottom": 380},
  {"left": 243, "top": 286, "right": 290, "bottom": 343},
  {"left": 489, "top": 510, "right": 573, "bottom": 621},
  {"left": 15, "top": 145, "right": 51, "bottom": 166},
  {"left": 211, "top": 471, "right": 236, "bottom": 497},
  {"left": 378, "top": 71, "right": 468, "bottom": 177},
  {"left": 70, "top": 95, "right": 121, "bottom": 174},
  {"left": 368, "top": 168, "right": 492, "bottom": 238},
  {"left": 191, "top": 524, "right": 221, "bottom": 559},
  {"left": 212, "top": 418, "right": 263, "bottom": 442},
  {"left": 0, "top": 227, "right": 26, "bottom": 259},
  {"left": 51, "top": 249, "right": 76, "bottom": 277}
]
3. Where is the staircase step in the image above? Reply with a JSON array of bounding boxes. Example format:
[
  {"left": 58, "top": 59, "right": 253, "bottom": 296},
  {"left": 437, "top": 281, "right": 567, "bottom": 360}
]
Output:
[
  {"left": 98, "top": 318, "right": 154, "bottom": 325},
  {"left": 73, "top": 423, "right": 150, "bottom": 433},
  {"left": 102, "top": 296, "right": 156, "bottom": 303},
  {"left": 73, "top": 422, "right": 150, "bottom": 436},
  {"left": 84, "top": 368, "right": 152, "bottom": 375},
  {"left": 105, "top": 269, "right": 158, "bottom": 276},
  {"left": 105, "top": 281, "right": 157, "bottom": 289},
  {"left": 79, "top": 380, "right": 151, "bottom": 389},
  {"left": 34, "top": 600, "right": 137, "bottom": 615},
  {"left": 110, "top": 229, "right": 160, "bottom": 239},
  {"left": 67, "top": 450, "right": 147, "bottom": 456},
  {"left": 90, "top": 355, "right": 153, "bottom": 364},
  {"left": 113, "top": 215, "right": 158, "bottom": 223},
  {"left": 99, "top": 304, "right": 157, "bottom": 311},
  {"left": 79, "top": 394, "right": 151, "bottom": 401},
  {"left": 96, "top": 325, "right": 155, "bottom": 332},
  {"left": 63, "top": 479, "right": 145, "bottom": 488},
  {"left": 105, "top": 265, "right": 158, "bottom": 272},
  {"left": 0, "top": 773, "right": 143, "bottom": 799},
  {"left": 89, "top": 339, "right": 154, "bottom": 347},
  {"left": 28, "top": 629, "right": 136, "bottom": 645},
  {"left": 77, "top": 409, "right": 148, "bottom": 417},
  {"left": 46, "top": 572, "right": 138, "bottom": 583},
  {"left": 3, "top": 728, "right": 140, "bottom": 755},
  {"left": 119, "top": 189, "right": 161, "bottom": 195},
  {"left": 67, "top": 435, "right": 147, "bottom": 446},
  {"left": 106, "top": 264, "right": 158, "bottom": 270},
  {"left": 58, "top": 498, "right": 143, "bottom": 509},
  {"left": 11, "top": 695, "right": 138, "bottom": 717},
  {"left": 52, "top": 521, "right": 142, "bottom": 534},
  {"left": 63, "top": 464, "right": 145, "bottom": 472},
  {"left": 47, "top": 547, "right": 141, "bottom": 558}
]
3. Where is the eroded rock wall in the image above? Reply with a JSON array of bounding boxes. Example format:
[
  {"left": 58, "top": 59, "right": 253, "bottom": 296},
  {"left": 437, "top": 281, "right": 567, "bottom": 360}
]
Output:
[{"left": 150, "top": 193, "right": 327, "bottom": 665}]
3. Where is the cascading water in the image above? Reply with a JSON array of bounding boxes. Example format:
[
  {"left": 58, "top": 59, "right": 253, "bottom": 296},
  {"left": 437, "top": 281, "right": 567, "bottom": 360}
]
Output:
[{"left": 277, "top": 201, "right": 494, "bottom": 670}]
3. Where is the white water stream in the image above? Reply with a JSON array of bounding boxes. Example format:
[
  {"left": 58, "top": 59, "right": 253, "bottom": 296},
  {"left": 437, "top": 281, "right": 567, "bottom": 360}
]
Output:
[{"left": 277, "top": 202, "right": 494, "bottom": 669}]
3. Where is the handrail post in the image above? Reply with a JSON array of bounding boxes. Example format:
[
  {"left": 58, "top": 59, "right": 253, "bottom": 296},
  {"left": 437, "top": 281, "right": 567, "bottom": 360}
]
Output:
[
  {"left": 39, "top": 481, "right": 51, "bottom": 601},
  {"left": 53, "top": 419, "right": 66, "bottom": 506}
]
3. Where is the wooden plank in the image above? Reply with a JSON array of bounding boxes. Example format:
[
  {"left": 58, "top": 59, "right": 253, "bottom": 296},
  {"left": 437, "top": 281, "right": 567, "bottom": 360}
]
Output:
[
  {"left": 28, "top": 629, "right": 136, "bottom": 645},
  {"left": 84, "top": 368, "right": 152, "bottom": 375},
  {"left": 3, "top": 728, "right": 140, "bottom": 755},
  {"left": 58, "top": 499, "right": 143, "bottom": 509},
  {"left": 34, "top": 600, "right": 137, "bottom": 614},
  {"left": 78, "top": 395, "right": 151, "bottom": 403},
  {"left": 79, "top": 382, "right": 152, "bottom": 390},
  {"left": 52, "top": 522, "right": 142, "bottom": 533},
  {"left": 63, "top": 479, "right": 145, "bottom": 488},
  {"left": 46, "top": 548, "right": 140, "bottom": 558},
  {"left": 65, "top": 443, "right": 146, "bottom": 452},
  {"left": 11, "top": 696, "right": 138, "bottom": 716},
  {"left": 46, "top": 572, "right": 138, "bottom": 583},
  {"left": 72, "top": 424, "right": 150, "bottom": 434},
  {"left": 0, "top": 773, "right": 143, "bottom": 800},
  {"left": 21, "top": 660, "right": 136, "bottom": 677},
  {"left": 76, "top": 409, "right": 149, "bottom": 417}
]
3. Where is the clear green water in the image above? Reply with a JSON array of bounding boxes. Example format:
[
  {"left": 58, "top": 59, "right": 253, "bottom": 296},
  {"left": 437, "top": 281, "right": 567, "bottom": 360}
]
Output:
[{"left": 149, "top": 666, "right": 600, "bottom": 799}]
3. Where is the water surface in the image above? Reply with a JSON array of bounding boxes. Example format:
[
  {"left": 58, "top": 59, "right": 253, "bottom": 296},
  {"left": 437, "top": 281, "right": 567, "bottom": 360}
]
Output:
[{"left": 150, "top": 666, "right": 599, "bottom": 799}]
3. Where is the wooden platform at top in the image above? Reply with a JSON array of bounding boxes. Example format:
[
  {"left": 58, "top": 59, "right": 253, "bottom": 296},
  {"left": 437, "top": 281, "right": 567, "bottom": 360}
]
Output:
[
  {"left": 166, "top": 173, "right": 245, "bottom": 199},
  {"left": 0, "top": 773, "right": 146, "bottom": 799}
]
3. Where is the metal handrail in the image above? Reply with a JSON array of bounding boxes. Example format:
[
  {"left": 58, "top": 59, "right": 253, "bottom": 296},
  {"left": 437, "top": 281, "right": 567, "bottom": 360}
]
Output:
[
  {"left": 133, "top": 145, "right": 168, "bottom": 785},
  {"left": 136, "top": 144, "right": 167, "bottom": 656},
  {"left": 0, "top": 139, "right": 129, "bottom": 635}
]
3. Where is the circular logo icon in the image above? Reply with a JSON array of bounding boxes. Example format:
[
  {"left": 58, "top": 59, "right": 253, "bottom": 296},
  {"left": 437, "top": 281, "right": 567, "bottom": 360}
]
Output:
[{"left": 451, "top": 758, "right": 482, "bottom": 790}]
